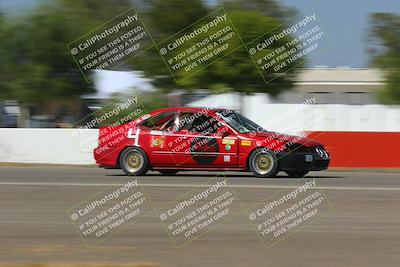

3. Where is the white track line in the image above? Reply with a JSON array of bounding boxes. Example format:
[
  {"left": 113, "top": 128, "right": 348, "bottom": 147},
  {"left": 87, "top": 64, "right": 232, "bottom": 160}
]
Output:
[{"left": 0, "top": 182, "right": 399, "bottom": 191}]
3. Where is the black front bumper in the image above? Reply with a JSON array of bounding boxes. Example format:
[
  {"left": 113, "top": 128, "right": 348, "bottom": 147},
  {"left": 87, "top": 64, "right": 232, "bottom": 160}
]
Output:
[{"left": 277, "top": 149, "right": 330, "bottom": 171}]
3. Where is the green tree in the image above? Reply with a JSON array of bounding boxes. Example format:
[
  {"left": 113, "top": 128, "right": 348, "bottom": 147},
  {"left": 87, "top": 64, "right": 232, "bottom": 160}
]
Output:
[
  {"left": 132, "top": 0, "right": 301, "bottom": 101},
  {"left": 1, "top": 0, "right": 302, "bottom": 113},
  {"left": 221, "top": 0, "right": 296, "bottom": 20},
  {"left": 0, "top": 13, "right": 7, "bottom": 99},
  {"left": 368, "top": 13, "right": 400, "bottom": 104},
  {"left": 0, "top": 2, "right": 95, "bottom": 103},
  {"left": 146, "top": 0, "right": 209, "bottom": 37},
  {"left": 178, "top": 10, "right": 299, "bottom": 96},
  {"left": 128, "top": 0, "right": 210, "bottom": 92},
  {"left": 0, "top": 0, "right": 138, "bottom": 103}
]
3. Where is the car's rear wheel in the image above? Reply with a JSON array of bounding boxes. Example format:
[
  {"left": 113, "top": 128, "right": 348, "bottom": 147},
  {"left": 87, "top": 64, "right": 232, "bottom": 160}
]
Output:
[
  {"left": 285, "top": 170, "right": 309, "bottom": 178},
  {"left": 119, "top": 147, "right": 149, "bottom": 176},
  {"left": 158, "top": 170, "right": 179, "bottom": 175},
  {"left": 249, "top": 148, "right": 279, "bottom": 178}
]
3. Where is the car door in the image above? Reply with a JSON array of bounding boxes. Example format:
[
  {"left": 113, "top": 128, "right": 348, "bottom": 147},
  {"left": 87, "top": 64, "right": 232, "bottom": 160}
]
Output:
[
  {"left": 165, "top": 111, "right": 238, "bottom": 167},
  {"left": 139, "top": 111, "right": 177, "bottom": 165}
]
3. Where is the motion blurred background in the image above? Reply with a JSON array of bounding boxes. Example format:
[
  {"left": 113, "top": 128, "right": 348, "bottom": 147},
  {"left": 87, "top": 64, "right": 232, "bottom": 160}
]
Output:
[
  {"left": 1, "top": 2, "right": 400, "bottom": 266},
  {"left": 0, "top": 0, "right": 399, "bottom": 167}
]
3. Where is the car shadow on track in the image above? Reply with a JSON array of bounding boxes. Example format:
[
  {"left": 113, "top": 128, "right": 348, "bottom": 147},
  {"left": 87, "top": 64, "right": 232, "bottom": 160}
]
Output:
[{"left": 105, "top": 172, "right": 344, "bottom": 179}]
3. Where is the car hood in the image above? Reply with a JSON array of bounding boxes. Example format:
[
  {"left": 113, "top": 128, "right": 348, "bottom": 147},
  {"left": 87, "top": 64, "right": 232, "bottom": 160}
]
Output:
[{"left": 247, "top": 131, "right": 321, "bottom": 148}]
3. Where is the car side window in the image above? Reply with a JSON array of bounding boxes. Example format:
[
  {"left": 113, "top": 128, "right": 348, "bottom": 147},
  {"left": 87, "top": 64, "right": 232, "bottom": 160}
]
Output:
[
  {"left": 188, "top": 114, "right": 220, "bottom": 135},
  {"left": 178, "top": 113, "right": 196, "bottom": 131},
  {"left": 141, "top": 111, "right": 175, "bottom": 130}
]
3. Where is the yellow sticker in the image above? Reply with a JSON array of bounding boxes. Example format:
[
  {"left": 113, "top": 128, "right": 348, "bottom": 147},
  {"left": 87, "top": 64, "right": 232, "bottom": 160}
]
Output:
[
  {"left": 151, "top": 136, "right": 165, "bottom": 148},
  {"left": 241, "top": 140, "right": 252, "bottom": 146},
  {"left": 222, "top": 138, "right": 235, "bottom": 145}
]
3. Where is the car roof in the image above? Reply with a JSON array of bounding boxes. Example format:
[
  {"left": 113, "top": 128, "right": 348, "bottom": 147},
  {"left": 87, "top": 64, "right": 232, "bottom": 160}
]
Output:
[{"left": 151, "top": 107, "right": 226, "bottom": 114}]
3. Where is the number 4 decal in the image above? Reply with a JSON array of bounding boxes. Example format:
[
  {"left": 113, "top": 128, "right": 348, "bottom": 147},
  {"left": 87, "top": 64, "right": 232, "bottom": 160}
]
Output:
[{"left": 127, "top": 128, "right": 141, "bottom": 146}]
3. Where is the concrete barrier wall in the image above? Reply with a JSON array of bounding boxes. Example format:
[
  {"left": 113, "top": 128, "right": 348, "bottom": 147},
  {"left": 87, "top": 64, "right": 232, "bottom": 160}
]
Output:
[
  {"left": 0, "top": 129, "right": 98, "bottom": 164},
  {"left": 1, "top": 128, "right": 399, "bottom": 168},
  {"left": 0, "top": 104, "right": 399, "bottom": 167},
  {"left": 248, "top": 104, "right": 400, "bottom": 134},
  {"left": 308, "top": 131, "right": 400, "bottom": 168},
  {"left": 190, "top": 93, "right": 400, "bottom": 132}
]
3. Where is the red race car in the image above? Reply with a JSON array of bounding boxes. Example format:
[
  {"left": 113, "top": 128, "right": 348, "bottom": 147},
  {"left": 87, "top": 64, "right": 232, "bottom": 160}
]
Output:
[{"left": 94, "top": 107, "right": 329, "bottom": 177}]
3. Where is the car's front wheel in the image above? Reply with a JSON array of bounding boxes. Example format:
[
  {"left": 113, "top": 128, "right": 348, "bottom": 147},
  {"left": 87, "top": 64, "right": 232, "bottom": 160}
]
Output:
[
  {"left": 285, "top": 170, "right": 309, "bottom": 178},
  {"left": 119, "top": 147, "right": 149, "bottom": 176},
  {"left": 249, "top": 148, "right": 279, "bottom": 178}
]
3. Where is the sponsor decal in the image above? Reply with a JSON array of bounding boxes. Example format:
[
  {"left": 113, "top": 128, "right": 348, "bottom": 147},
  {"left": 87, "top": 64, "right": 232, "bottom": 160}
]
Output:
[
  {"left": 225, "top": 144, "right": 231, "bottom": 151},
  {"left": 151, "top": 136, "right": 165, "bottom": 148},
  {"left": 222, "top": 138, "right": 235, "bottom": 145},
  {"left": 241, "top": 140, "right": 252, "bottom": 147}
]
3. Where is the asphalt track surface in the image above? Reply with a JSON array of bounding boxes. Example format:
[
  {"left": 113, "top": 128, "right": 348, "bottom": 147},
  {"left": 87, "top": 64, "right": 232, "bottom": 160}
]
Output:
[{"left": 0, "top": 166, "right": 399, "bottom": 267}]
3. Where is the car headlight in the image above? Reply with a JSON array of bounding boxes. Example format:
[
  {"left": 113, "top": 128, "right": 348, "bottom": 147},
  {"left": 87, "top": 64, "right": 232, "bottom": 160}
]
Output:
[{"left": 315, "top": 147, "right": 329, "bottom": 158}]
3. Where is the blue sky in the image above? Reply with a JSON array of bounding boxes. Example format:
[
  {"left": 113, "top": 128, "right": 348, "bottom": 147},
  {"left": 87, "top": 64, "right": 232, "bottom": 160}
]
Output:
[
  {"left": 279, "top": 0, "right": 400, "bottom": 67},
  {"left": 2, "top": 0, "right": 400, "bottom": 67}
]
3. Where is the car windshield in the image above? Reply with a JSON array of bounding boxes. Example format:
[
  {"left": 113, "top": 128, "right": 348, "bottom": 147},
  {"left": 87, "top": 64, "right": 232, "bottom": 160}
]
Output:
[{"left": 216, "top": 110, "right": 266, "bottom": 134}]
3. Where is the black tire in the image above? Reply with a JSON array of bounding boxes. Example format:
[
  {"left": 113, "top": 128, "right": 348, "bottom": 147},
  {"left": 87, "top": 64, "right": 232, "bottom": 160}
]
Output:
[
  {"left": 119, "top": 147, "right": 149, "bottom": 176},
  {"left": 158, "top": 170, "right": 179, "bottom": 175},
  {"left": 248, "top": 148, "right": 279, "bottom": 178},
  {"left": 285, "top": 170, "right": 309, "bottom": 178}
]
